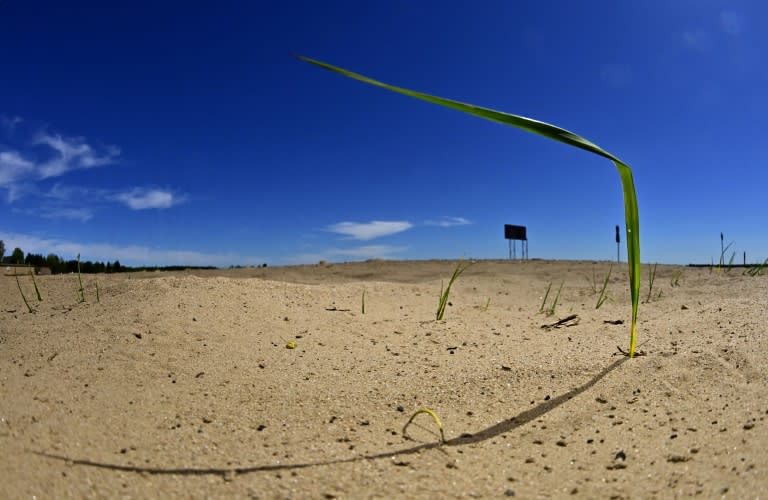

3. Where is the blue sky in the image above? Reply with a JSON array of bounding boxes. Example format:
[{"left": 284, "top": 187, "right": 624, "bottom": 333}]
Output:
[{"left": 1, "top": 1, "right": 766, "bottom": 267}]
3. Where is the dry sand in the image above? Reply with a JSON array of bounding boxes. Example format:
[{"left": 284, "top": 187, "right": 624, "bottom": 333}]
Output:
[{"left": 1, "top": 259, "right": 766, "bottom": 499}]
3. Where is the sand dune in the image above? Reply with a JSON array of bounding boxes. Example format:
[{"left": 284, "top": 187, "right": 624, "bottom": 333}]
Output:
[{"left": 2, "top": 260, "right": 766, "bottom": 498}]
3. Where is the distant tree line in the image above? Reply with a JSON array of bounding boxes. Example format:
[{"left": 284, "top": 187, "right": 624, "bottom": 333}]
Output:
[
  {"left": 0, "top": 240, "right": 216, "bottom": 274},
  {"left": 20, "top": 252, "right": 124, "bottom": 274}
]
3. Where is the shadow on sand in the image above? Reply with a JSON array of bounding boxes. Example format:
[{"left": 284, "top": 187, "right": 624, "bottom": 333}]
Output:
[{"left": 34, "top": 357, "right": 628, "bottom": 478}]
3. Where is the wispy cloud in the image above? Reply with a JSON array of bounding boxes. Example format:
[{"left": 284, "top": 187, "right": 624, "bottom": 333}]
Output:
[
  {"left": 0, "top": 127, "right": 120, "bottom": 200},
  {"left": 0, "top": 231, "right": 265, "bottom": 267},
  {"left": 13, "top": 206, "right": 94, "bottom": 222},
  {"left": 113, "top": 188, "right": 185, "bottom": 210},
  {"left": 0, "top": 115, "right": 23, "bottom": 133},
  {"left": 1, "top": 119, "right": 186, "bottom": 218},
  {"left": 424, "top": 216, "right": 471, "bottom": 228},
  {"left": 33, "top": 133, "right": 120, "bottom": 178},
  {"left": 286, "top": 244, "right": 408, "bottom": 264},
  {"left": 327, "top": 220, "right": 413, "bottom": 240},
  {"left": 0, "top": 150, "right": 35, "bottom": 188}
]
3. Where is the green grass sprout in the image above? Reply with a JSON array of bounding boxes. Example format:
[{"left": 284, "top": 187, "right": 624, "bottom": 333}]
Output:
[
  {"left": 297, "top": 55, "right": 642, "bottom": 357},
  {"left": 76, "top": 253, "right": 85, "bottom": 303},
  {"left": 483, "top": 297, "right": 491, "bottom": 311},
  {"left": 588, "top": 268, "right": 599, "bottom": 294},
  {"left": 547, "top": 281, "right": 564, "bottom": 316},
  {"left": 717, "top": 234, "right": 734, "bottom": 275},
  {"left": 645, "top": 263, "right": 659, "bottom": 303},
  {"left": 539, "top": 283, "right": 552, "bottom": 313},
  {"left": 540, "top": 281, "right": 564, "bottom": 315},
  {"left": 670, "top": 269, "right": 683, "bottom": 287},
  {"left": 15, "top": 274, "right": 34, "bottom": 313},
  {"left": 436, "top": 260, "right": 473, "bottom": 320},
  {"left": 402, "top": 407, "right": 446, "bottom": 444},
  {"left": 595, "top": 264, "right": 613, "bottom": 309},
  {"left": 29, "top": 268, "right": 43, "bottom": 301},
  {"left": 725, "top": 251, "right": 736, "bottom": 274},
  {"left": 745, "top": 258, "right": 768, "bottom": 277}
]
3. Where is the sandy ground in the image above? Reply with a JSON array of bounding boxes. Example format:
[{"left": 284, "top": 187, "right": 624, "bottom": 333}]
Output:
[{"left": 1, "top": 259, "right": 766, "bottom": 499}]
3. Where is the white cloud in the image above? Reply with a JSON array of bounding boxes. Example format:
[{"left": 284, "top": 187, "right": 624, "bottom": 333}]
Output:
[
  {"left": 0, "top": 151, "right": 35, "bottom": 186},
  {"left": 113, "top": 188, "right": 184, "bottom": 210},
  {"left": 327, "top": 220, "right": 413, "bottom": 240},
  {"left": 0, "top": 231, "right": 265, "bottom": 267},
  {"left": 424, "top": 216, "right": 471, "bottom": 228}
]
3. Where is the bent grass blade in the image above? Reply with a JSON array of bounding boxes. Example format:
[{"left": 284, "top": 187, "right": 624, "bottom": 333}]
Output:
[
  {"left": 16, "top": 274, "right": 34, "bottom": 313},
  {"left": 29, "top": 268, "right": 43, "bottom": 301},
  {"left": 403, "top": 407, "right": 446, "bottom": 444},
  {"left": 297, "top": 55, "right": 641, "bottom": 357}
]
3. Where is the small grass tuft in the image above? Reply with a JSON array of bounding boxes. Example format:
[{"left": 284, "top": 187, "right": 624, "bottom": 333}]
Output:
[
  {"left": 595, "top": 264, "right": 613, "bottom": 310},
  {"left": 644, "top": 263, "right": 661, "bottom": 303},
  {"left": 670, "top": 269, "right": 683, "bottom": 287},
  {"left": 361, "top": 289, "right": 366, "bottom": 314},
  {"left": 436, "top": 260, "right": 473, "bottom": 320},
  {"left": 717, "top": 233, "right": 734, "bottom": 275},
  {"left": 540, "top": 281, "right": 564, "bottom": 316},
  {"left": 745, "top": 258, "right": 768, "bottom": 277}
]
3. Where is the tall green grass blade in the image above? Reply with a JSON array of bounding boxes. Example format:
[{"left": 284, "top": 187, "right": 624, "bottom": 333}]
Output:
[{"left": 297, "top": 55, "right": 641, "bottom": 357}]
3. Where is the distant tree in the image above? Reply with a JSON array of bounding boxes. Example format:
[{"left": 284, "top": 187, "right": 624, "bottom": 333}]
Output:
[
  {"left": 25, "top": 253, "right": 46, "bottom": 267},
  {"left": 46, "top": 253, "right": 62, "bottom": 273},
  {"left": 113, "top": 260, "right": 122, "bottom": 272},
  {"left": 0, "top": 240, "right": 5, "bottom": 261},
  {"left": 11, "top": 247, "right": 24, "bottom": 264}
]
